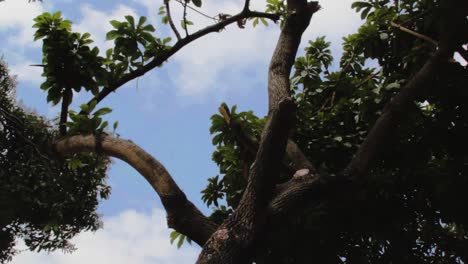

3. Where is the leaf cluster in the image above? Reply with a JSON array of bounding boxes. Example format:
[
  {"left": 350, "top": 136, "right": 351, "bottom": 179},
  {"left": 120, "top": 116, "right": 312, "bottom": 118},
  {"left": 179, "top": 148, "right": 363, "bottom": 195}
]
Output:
[
  {"left": 205, "top": 1, "right": 468, "bottom": 262},
  {"left": 0, "top": 60, "right": 111, "bottom": 262}
]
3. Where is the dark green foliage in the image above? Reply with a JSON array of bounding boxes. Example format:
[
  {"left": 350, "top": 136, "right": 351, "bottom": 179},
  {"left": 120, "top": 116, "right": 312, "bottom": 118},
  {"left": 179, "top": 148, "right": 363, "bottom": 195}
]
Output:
[
  {"left": 33, "top": 12, "right": 108, "bottom": 103},
  {"left": 0, "top": 60, "right": 110, "bottom": 262},
  {"left": 203, "top": 104, "right": 265, "bottom": 216},
  {"left": 204, "top": 0, "right": 468, "bottom": 263}
]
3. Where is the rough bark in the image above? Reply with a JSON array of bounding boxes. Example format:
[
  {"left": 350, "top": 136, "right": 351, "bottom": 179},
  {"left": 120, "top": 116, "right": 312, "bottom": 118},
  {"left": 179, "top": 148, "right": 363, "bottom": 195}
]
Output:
[
  {"left": 195, "top": 1, "right": 319, "bottom": 263},
  {"left": 54, "top": 134, "right": 216, "bottom": 246},
  {"left": 196, "top": 99, "right": 296, "bottom": 264}
]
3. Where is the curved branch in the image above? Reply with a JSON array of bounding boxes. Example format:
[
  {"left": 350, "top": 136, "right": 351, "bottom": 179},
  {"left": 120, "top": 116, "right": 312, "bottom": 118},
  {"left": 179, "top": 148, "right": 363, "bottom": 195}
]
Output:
[
  {"left": 54, "top": 134, "right": 217, "bottom": 246},
  {"left": 165, "top": 0, "right": 181, "bottom": 40}
]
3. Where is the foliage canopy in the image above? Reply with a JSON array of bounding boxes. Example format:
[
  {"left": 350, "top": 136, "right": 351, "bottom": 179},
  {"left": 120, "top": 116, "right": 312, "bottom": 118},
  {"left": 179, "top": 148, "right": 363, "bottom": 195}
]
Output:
[{"left": 0, "top": 0, "right": 467, "bottom": 263}]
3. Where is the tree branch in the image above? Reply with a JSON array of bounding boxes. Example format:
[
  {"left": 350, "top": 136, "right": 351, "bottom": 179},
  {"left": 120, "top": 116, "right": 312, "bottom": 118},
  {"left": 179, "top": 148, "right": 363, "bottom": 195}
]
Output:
[
  {"left": 165, "top": 0, "right": 182, "bottom": 40},
  {"left": 390, "top": 21, "right": 438, "bottom": 46},
  {"left": 182, "top": 0, "right": 190, "bottom": 37},
  {"left": 343, "top": 47, "right": 453, "bottom": 179},
  {"left": 219, "top": 104, "right": 315, "bottom": 176},
  {"left": 82, "top": 10, "right": 280, "bottom": 113},
  {"left": 53, "top": 134, "right": 217, "bottom": 246},
  {"left": 196, "top": 2, "right": 319, "bottom": 263}
]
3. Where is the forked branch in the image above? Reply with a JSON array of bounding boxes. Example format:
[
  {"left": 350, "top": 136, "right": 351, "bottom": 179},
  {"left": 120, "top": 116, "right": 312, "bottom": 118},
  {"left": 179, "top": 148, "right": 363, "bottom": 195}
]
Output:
[
  {"left": 54, "top": 134, "right": 217, "bottom": 246},
  {"left": 195, "top": 1, "right": 319, "bottom": 263}
]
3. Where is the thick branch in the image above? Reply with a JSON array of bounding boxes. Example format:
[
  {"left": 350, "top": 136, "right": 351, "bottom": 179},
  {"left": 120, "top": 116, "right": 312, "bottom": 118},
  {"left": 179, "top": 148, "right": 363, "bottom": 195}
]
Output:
[
  {"left": 267, "top": 1, "right": 319, "bottom": 111},
  {"left": 343, "top": 47, "right": 452, "bottom": 179},
  {"left": 196, "top": 99, "right": 296, "bottom": 264},
  {"left": 54, "top": 134, "right": 216, "bottom": 246},
  {"left": 196, "top": 2, "right": 318, "bottom": 263}
]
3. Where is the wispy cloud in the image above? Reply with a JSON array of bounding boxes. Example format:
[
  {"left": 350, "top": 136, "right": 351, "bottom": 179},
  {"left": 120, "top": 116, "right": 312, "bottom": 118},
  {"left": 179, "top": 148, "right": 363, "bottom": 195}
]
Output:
[
  {"left": 10, "top": 61, "right": 44, "bottom": 85},
  {"left": 0, "top": 0, "right": 48, "bottom": 47},
  {"left": 134, "top": 0, "right": 362, "bottom": 97},
  {"left": 14, "top": 208, "right": 200, "bottom": 264}
]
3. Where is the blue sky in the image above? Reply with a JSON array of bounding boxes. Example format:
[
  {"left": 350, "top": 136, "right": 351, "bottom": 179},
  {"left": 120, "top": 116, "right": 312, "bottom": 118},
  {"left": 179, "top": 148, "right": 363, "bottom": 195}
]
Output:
[{"left": 0, "top": 0, "right": 362, "bottom": 263}]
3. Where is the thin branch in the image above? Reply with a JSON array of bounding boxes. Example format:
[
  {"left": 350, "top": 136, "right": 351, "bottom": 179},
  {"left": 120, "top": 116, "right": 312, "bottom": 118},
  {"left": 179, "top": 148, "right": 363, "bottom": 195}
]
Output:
[
  {"left": 54, "top": 134, "right": 217, "bottom": 246},
  {"left": 59, "top": 88, "right": 72, "bottom": 136},
  {"left": 243, "top": 0, "right": 251, "bottom": 12},
  {"left": 219, "top": 104, "right": 316, "bottom": 173},
  {"left": 174, "top": 0, "right": 217, "bottom": 21},
  {"left": 182, "top": 0, "right": 190, "bottom": 37},
  {"left": 81, "top": 10, "right": 280, "bottom": 113},
  {"left": 165, "top": 0, "right": 181, "bottom": 40},
  {"left": 391, "top": 21, "right": 438, "bottom": 46}
]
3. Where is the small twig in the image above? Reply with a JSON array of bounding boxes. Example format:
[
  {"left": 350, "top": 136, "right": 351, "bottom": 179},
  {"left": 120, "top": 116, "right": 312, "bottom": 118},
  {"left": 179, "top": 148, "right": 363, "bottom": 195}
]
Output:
[
  {"left": 390, "top": 21, "right": 438, "bottom": 46},
  {"left": 174, "top": 0, "right": 217, "bottom": 21},
  {"left": 391, "top": 21, "right": 467, "bottom": 64},
  {"left": 243, "top": 0, "right": 250, "bottom": 12},
  {"left": 182, "top": 0, "right": 190, "bottom": 36},
  {"left": 165, "top": 0, "right": 181, "bottom": 40},
  {"left": 355, "top": 71, "right": 380, "bottom": 89}
]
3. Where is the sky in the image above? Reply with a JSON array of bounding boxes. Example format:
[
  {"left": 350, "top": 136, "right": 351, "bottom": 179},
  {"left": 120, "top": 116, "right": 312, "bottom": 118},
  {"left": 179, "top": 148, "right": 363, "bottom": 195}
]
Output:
[{"left": 0, "top": 0, "right": 362, "bottom": 263}]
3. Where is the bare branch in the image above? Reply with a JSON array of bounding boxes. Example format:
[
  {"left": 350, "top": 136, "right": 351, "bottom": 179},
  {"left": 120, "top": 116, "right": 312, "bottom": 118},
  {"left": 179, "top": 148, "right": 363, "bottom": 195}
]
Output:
[
  {"left": 165, "top": 0, "right": 181, "bottom": 40},
  {"left": 174, "top": 0, "right": 217, "bottom": 21},
  {"left": 54, "top": 134, "right": 217, "bottom": 246},
  {"left": 182, "top": 0, "right": 190, "bottom": 37},
  {"left": 391, "top": 21, "right": 438, "bottom": 46},
  {"left": 268, "top": 1, "right": 320, "bottom": 112}
]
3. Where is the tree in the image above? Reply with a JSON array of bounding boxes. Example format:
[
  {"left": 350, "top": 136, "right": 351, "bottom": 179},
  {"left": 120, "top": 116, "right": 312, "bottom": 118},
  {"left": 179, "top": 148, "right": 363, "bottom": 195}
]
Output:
[{"left": 1, "top": 0, "right": 467, "bottom": 263}]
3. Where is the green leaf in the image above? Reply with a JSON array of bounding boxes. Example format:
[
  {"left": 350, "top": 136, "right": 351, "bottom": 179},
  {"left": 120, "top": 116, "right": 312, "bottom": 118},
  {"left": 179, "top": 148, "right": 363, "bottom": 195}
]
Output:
[
  {"left": 170, "top": 230, "right": 180, "bottom": 244},
  {"left": 93, "top": 107, "right": 113, "bottom": 117},
  {"left": 125, "top": 15, "right": 135, "bottom": 27},
  {"left": 113, "top": 121, "right": 119, "bottom": 131},
  {"left": 253, "top": 18, "right": 259, "bottom": 27},
  {"left": 177, "top": 235, "right": 184, "bottom": 248},
  {"left": 192, "top": 0, "right": 202, "bottom": 7},
  {"left": 138, "top": 16, "right": 147, "bottom": 28},
  {"left": 106, "top": 30, "right": 121, "bottom": 41},
  {"left": 89, "top": 100, "right": 98, "bottom": 112},
  {"left": 110, "top": 20, "right": 121, "bottom": 28},
  {"left": 99, "top": 121, "right": 109, "bottom": 130}
]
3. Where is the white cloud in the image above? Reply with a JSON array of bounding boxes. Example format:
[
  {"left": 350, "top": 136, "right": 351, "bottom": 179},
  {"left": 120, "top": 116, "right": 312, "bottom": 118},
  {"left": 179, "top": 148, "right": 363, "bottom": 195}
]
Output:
[
  {"left": 0, "top": 0, "right": 47, "bottom": 47},
  {"left": 74, "top": 4, "right": 138, "bottom": 53},
  {"left": 13, "top": 208, "right": 200, "bottom": 264},
  {"left": 306, "top": 0, "right": 362, "bottom": 43},
  {"left": 133, "top": 0, "right": 362, "bottom": 97}
]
